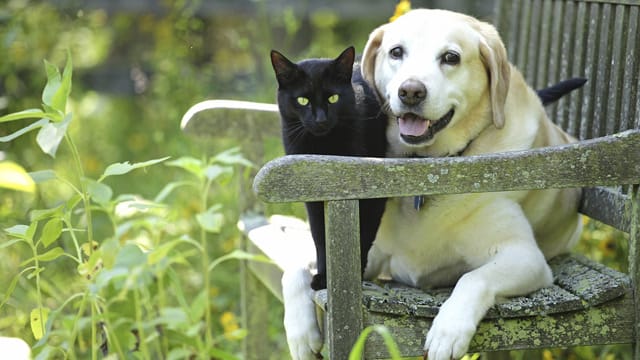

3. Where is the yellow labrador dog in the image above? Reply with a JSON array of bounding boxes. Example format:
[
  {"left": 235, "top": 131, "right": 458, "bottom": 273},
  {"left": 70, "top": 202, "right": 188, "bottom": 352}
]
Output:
[{"left": 360, "top": 8, "right": 582, "bottom": 360}]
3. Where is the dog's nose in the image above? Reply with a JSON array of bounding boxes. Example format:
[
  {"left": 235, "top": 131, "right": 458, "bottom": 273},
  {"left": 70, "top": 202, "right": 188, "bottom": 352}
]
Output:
[{"left": 398, "top": 79, "right": 427, "bottom": 106}]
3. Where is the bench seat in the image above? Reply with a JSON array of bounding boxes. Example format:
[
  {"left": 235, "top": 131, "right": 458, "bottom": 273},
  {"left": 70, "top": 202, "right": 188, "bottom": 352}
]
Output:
[{"left": 242, "top": 214, "right": 634, "bottom": 358}]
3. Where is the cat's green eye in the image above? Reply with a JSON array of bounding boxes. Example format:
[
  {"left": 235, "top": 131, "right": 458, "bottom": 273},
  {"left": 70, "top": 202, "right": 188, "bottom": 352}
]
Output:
[
  {"left": 297, "top": 97, "right": 309, "bottom": 106},
  {"left": 328, "top": 94, "right": 339, "bottom": 104}
]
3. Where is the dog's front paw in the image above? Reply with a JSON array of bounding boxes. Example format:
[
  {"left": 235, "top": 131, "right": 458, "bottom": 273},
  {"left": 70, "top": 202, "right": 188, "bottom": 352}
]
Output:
[
  {"left": 423, "top": 310, "right": 476, "bottom": 360},
  {"left": 282, "top": 267, "right": 324, "bottom": 360}
]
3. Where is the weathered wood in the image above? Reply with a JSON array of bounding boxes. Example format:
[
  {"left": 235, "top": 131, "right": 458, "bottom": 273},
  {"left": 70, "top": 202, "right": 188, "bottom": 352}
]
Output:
[
  {"left": 180, "top": 99, "right": 281, "bottom": 138},
  {"left": 580, "top": 186, "right": 631, "bottom": 233},
  {"left": 253, "top": 130, "right": 640, "bottom": 203},
  {"left": 629, "top": 185, "right": 640, "bottom": 359},
  {"left": 239, "top": 215, "right": 279, "bottom": 359},
  {"left": 313, "top": 255, "right": 629, "bottom": 318},
  {"left": 240, "top": 261, "right": 271, "bottom": 359},
  {"left": 325, "top": 200, "right": 363, "bottom": 360},
  {"left": 363, "top": 292, "right": 635, "bottom": 359}
]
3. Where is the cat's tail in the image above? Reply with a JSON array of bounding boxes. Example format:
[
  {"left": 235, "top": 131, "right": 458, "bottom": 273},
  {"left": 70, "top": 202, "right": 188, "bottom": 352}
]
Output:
[{"left": 537, "top": 77, "right": 587, "bottom": 106}]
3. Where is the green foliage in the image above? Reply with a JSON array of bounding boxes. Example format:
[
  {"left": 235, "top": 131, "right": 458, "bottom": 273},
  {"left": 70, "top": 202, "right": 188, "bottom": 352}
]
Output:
[
  {"left": 0, "top": 54, "right": 261, "bottom": 359},
  {"left": 350, "top": 325, "right": 402, "bottom": 360}
]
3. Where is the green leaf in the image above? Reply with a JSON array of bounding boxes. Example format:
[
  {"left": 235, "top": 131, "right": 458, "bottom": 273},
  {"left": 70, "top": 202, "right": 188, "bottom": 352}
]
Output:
[
  {"left": 29, "top": 170, "right": 57, "bottom": 183},
  {"left": 0, "top": 238, "right": 23, "bottom": 250},
  {"left": 5, "top": 222, "right": 37, "bottom": 243},
  {"left": 36, "top": 113, "right": 71, "bottom": 157},
  {"left": 208, "top": 249, "right": 273, "bottom": 272},
  {"left": 30, "top": 205, "right": 64, "bottom": 222},
  {"left": 0, "top": 268, "right": 31, "bottom": 309},
  {"left": 84, "top": 178, "right": 113, "bottom": 205},
  {"left": 212, "top": 147, "right": 254, "bottom": 168},
  {"left": 189, "top": 290, "right": 208, "bottom": 321},
  {"left": 4, "top": 225, "right": 30, "bottom": 238},
  {"left": 41, "top": 54, "right": 72, "bottom": 114},
  {"left": 42, "top": 60, "right": 62, "bottom": 110},
  {"left": 114, "top": 243, "right": 146, "bottom": 269},
  {"left": 167, "top": 349, "right": 193, "bottom": 360},
  {"left": 349, "top": 325, "right": 402, "bottom": 360},
  {"left": 0, "top": 118, "right": 49, "bottom": 143},
  {"left": 0, "top": 161, "right": 36, "bottom": 193},
  {"left": 0, "top": 109, "right": 52, "bottom": 123},
  {"left": 30, "top": 307, "right": 50, "bottom": 340},
  {"left": 40, "top": 218, "right": 63, "bottom": 248},
  {"left": 154, "top": 180, "right": 193, "bottom": 203},
  {"left": 157, "top": 307, "right": 189, "bottom": 330},
  {"left": 35, "top": 247, "right": 65, "bottom": 262},
  {"left": 77, "top": 247, "right": 103, "bottom": 281},
  {"left": 148, "top": 239, "right": 182, "bottom": 265},
  {"left": 204, "top": 164, "right": 232, "bottom": 182},
  {"left": 99, "top": 156, "right": 170, "bottom": 182},
  {"left": 166, "top": 156, "right": 205, "bottom": 179},
  {"left": 208, "top": 347, "right": 241, "bottom": 360},
  {"left": 196, "top": 209, "right": 224, "bottom": 233}
]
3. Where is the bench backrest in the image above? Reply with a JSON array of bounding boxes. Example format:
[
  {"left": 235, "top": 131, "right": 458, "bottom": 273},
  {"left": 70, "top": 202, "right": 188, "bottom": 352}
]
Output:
[{"left": 494, "top": 0, "right": 640, "bottom": 139}]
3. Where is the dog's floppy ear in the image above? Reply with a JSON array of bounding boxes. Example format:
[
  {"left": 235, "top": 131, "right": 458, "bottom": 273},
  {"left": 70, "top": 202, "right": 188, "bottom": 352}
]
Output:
[
  {"left": 475, "top": 22, "right": 510, "bottom": 129},
  {"left": 361, "top": 25, "right": 386, "bottom": 88}
]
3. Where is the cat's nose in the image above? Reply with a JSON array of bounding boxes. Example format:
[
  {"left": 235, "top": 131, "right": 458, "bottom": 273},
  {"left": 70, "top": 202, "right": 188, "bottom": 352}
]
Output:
[
  {"left": 315, "top": 111, "right": 328, "bottom": 124},
  {"left": 398, "top": 79, "right": 427, "bottom": 106}
]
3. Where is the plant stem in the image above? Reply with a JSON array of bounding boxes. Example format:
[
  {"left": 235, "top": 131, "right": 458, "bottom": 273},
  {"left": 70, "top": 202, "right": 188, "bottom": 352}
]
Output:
[
  {"left": 201, "top": 177, "right": 214, "bottom": 348},
  {"left": 157, "top": 269, "right": 170, "bottom": 355},
  {"left": 63, "top": 217, "right": 83, "bottom": 263},
  {"left": 64, "top": 134, "right": 94, "bottom": 252},
  {"left": 31, "top": 243, "right": 46, "bottom": 344},
  {"left": 67, "top": 289, "right": 90, "bottom": 360},
  {"left": 91, "top": 300, "right": 97, "bottom": 360},
  {"left": 65, "top": 129, "right": 101, "bottom": 358},
  {"left": 133, "top": 288, "right": 151, "bottom": 359}
]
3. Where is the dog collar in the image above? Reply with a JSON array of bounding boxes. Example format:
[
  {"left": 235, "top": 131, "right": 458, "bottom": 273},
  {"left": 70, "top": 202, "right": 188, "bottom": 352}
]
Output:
[{"left": 410, "top": 136, "right": 475, "bottom": 210}]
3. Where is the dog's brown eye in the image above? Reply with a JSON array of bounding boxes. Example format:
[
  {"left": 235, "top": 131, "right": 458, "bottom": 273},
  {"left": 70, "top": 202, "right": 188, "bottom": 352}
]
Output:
[
  {"left": 390, "top": 46, "right": 404, "bottom": 60},
  {"left": 441, "top": 51, "right": 460, "bottom": 65}
]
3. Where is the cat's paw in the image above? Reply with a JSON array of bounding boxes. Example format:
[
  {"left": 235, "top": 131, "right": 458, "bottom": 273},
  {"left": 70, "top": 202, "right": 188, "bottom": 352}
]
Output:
[
  {"left": 310, "top": 273, "right": 326, "bottom": 290},
  {"left": 282, "top": 267, "right": 324, "bottom": 360}
]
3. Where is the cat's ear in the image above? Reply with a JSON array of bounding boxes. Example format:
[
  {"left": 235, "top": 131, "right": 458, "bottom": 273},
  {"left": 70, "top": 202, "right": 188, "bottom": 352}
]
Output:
[
  {"left": 271, "top": 50, "right": 300, "bottom": 87},
  {"left": 332, "top": 46, "right": 355, "bottom": 83}
]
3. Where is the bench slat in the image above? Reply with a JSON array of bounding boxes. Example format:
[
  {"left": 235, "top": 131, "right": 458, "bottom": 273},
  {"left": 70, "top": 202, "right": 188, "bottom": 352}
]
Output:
[
  {"left": 312, "top": 254, "right": 629, "bottom": 320},
  {"left": 363, "top": 291, "right": 635, "bottom": 358},
  {"left": 254, "top": 130, "right": 640, "bottom": 203}
]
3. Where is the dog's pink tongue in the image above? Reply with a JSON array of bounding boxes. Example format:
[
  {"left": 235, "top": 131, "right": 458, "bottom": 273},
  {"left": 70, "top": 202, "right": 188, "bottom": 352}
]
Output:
[{"left": 398, "top": 114, "right": 429, "bottom": 136}]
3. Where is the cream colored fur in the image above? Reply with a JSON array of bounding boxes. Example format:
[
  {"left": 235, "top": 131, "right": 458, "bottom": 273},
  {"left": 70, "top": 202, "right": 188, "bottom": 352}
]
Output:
[{"left": 361, "top": 9, "right": 582, "bottom": 360}]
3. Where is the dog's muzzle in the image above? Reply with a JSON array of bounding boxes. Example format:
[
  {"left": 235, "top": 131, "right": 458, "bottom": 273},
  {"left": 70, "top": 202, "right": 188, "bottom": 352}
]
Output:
[{"left": 398, "top": 108, "right": 455, "bottom": 145}]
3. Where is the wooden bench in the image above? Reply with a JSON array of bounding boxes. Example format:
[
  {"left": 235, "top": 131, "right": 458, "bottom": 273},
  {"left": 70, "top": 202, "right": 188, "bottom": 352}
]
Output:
[{"left": 182, "top": 0, "right": 640, "bottom": 358}]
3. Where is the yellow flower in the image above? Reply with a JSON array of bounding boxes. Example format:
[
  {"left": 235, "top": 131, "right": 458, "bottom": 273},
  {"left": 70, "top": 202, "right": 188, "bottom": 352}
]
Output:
[
  {"left": 220, "top": 311, "right": 240, "bottom": 340},
  {"left": 389, "top": 0, "right": 411, "bottom": 22},
  {"left": 597, "top": 234, "right": 616, "bottom": 257}
]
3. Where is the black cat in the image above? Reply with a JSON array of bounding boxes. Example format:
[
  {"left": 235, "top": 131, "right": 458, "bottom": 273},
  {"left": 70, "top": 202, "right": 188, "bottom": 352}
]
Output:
[
  {"left": 270, "top": 46, "right": 586, "bottom": 291},
  {"left": 271, "top": 46, "right": 386, "bottom": 290}
]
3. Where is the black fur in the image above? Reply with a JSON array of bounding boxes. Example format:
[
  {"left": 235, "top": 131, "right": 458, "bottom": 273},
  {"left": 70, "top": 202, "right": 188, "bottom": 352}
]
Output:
[
  {"left": 537, "top": 78, "right": 588, "bottom": 105},
  {"left": 271, "top": 47, "right": 387, "bottom": 290}
]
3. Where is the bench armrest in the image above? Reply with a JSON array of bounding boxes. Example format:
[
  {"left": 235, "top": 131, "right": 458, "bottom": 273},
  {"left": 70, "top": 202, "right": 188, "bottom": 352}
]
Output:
[{"left": 254, "top": 130, "right": 640, "bottom": 203}]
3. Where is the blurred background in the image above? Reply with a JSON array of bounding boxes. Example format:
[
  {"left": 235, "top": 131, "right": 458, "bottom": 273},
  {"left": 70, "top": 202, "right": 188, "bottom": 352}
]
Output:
[{"left": 0, "top": 0, "right": 629, "bottom": 359}]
